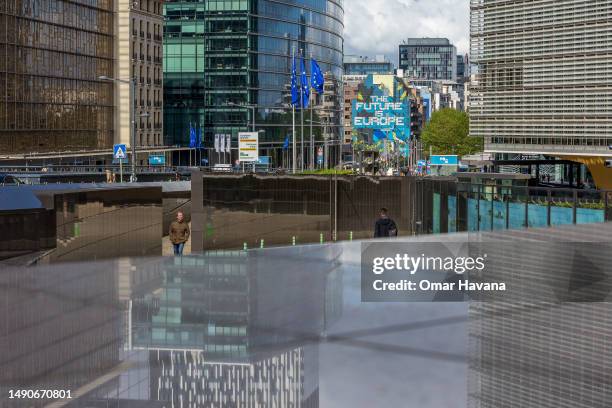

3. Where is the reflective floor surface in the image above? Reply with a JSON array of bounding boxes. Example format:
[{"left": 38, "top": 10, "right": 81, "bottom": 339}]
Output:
[{"left": 0, "top": 243, "right": 468, "bottom": 408}]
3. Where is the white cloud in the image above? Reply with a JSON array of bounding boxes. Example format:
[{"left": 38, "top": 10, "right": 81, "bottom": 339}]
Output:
[{"left": 344, "top": 0, "right": 470, "bottom": 64}]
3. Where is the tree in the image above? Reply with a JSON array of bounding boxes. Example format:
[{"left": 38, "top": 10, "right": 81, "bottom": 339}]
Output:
[{"left": 421, "top": 108, "right": 483, "bottom": 157}]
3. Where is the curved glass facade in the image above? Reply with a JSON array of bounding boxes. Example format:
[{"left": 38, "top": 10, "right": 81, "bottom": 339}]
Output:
[
  {"left": 164, "top": 0, "right": 344, "bottom": 165},
  {"left": 0, "top": 0, "right": 115, "bottom": 154}
]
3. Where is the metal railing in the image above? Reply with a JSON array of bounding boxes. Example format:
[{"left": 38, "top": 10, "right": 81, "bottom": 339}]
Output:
[{"left": 0, "top": 165, "right": 191, "bottom": 175}]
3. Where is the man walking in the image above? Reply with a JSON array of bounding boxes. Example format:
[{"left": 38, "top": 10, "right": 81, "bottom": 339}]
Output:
[
  {"left": 169, "top": 211, "right": 190, "bottom": 256},
  {"left": 374, "top": 208, "right": 398, "bottom": 238}
]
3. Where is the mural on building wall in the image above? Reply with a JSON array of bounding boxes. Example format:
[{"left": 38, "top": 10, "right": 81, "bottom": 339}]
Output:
[{"left": 352, "top": 75, "right": 412, "bottom": 144}]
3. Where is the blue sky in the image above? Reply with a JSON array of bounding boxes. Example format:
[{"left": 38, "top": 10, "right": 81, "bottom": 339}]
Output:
[{"left": 344, "top": 0, "right": 470, "bottom": 65}]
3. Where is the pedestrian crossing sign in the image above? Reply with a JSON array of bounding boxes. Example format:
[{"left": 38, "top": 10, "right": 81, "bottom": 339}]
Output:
[{"left": 113, "top": 144, "right": 127, "bottom": 160}]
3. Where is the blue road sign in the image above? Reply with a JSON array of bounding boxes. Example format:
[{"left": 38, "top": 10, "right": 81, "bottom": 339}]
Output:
[
  {"left": 257, "top": 156, "right": 271, "bottom": 165},
  {"left": 430, "top": 155, "right": 459, "bottom": 166},
  {"left": 149, "top": 155, "right": 166, "bottom": 166},
  {"left": 113, "top": 144, "right": 127, "bottom": 160}
]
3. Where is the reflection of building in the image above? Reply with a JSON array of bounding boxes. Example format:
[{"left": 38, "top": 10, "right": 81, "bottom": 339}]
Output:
[
  {"left": 469, "top": 0, "right": 612, "bottom": 189},
  {"left": 152, "top": 346, "right": 317, "bottom": 407},
  {"left": 163, "top": 0, "right": 344, "bottom": 166},
  {"left": 28, "top": 185, "right": 163, "bottom": 263},
  {"left": 131, "top": 249, "right": 343, "bottom": 407},
  {"left": 0, "top": 1, "right": 114, "bottom": 155},
  {"left": 0, "top": 262, "right": 121, "bottom": 407},
  {"left": 344, "top": 55, "right": 394, "bottom": 76},
  {"left": 467, "top": 225, "right": 612, "bottom": 408},
  {"left": 0, "top": 0, "right": 165, "bottom": 164},
  {"left": 399, "top": 38, "right": 457, "bottom": 81}
]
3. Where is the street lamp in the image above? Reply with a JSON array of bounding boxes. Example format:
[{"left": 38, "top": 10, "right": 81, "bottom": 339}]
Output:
[
  {"left": 99, "top": 75, "right": 139, "bottom": 182},
  {"left": 227, "top": 101, "right": 256, "bottom": 132}
]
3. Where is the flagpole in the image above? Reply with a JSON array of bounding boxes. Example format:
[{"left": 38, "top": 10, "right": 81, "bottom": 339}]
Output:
[
  {"left": 301, "top": 106, "right": 304, "bottom": 172},
  {"left": 309, "top": 53, "right": 314, "bottom": 170},
  {"left": 310, "top": 91, "right": 314, "bottom": 170},
  {"left": 300, "top": 50, "right": 304, "bottom": 172},
  {"left": 292, "top": 105, "right": 296, "bottom": 173},
  {"left": 292, "top": 47, "right": 297, "bottom": 174}
]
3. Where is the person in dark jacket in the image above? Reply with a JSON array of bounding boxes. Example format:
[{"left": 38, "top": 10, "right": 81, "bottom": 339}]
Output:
[
  {"left": 374, "top": 208, "right": 398, "bottom": 238},
  {"left": 169, "top": 211, "right": 190, "bottom": 255}
]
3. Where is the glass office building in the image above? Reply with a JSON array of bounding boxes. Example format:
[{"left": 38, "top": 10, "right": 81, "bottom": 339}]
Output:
[
  {"left": 163, "top": 0, "right": 344, "bottom": 165},
  {"left": 0, "top": 0, "right": 115, "bottom": 154},
  {"left": 399, "top": 38, "right": 457, "bottom": 81},
  {"left": 343, "top": 55, "right": 393, "bottom": 76}
]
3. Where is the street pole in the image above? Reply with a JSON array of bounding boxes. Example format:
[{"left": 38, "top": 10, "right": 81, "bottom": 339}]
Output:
[
  {"left": 300, "top": 49, "right": 304, "bottom": 172},
  {"left": 324, "top": 120, "right": 328, "bottom": 170},
  {"left": 251, "top": 106, "right": 255, "bottom": 132},
  {"left": 301, "top": 108, "right": 304, "bottom": 172},
  {"left": 130, "top": 79, "right": 137, "bottom": 182},
  {"left": 292, "top": 105, "right": 296, "bottom": 174},
  {"left": 310, "top": 93, "right": 314, "bottom": 170}
]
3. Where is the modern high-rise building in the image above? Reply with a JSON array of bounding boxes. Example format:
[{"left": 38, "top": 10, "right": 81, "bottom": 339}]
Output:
[
  {"left": 457, "top": 54, "right": 469, "bottom": 80},
  {"left": 163, "top": 0, "right": 344, "bottom": 166},
  {"left": 343, "top": 55, "right": 393, "bottom": 76},
  {"left": 470, "top": 0, "right": 612, "bottom": 189},
  {"left": 399, "top": 38, "right": 457, "bottom": 81},
  {"left": 0, "top": 0, "right": 115, "bottom": 155},
  {"left": 115, "top": 0, "right": 164, "bottom": 149}
]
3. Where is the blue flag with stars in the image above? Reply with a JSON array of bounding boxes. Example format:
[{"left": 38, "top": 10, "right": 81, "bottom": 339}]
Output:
[
  {"left": 300, "top": 56, "right": 310, "bottom": 109},
  {"left": 189, "top": 123, "right": 197, "bottom": 148},
  {"left": 310, "top": 58, "right": 324, "bottom": 94},
  {"left": 291, "top": 55, "right": 300, "bottom": 108}
]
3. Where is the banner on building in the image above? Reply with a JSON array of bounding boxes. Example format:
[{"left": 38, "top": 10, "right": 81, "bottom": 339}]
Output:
[
  {"left": 220, "top": 133, "right": 226, "bottom": 153},
  {"left": 351, "top": 75, "right": 412, "bottom": 142},
  {"left": 225, "top": 134, "right": 232, "bottom": 153}
]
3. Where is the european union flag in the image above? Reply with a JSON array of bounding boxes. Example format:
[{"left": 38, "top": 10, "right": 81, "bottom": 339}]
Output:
[
  {"left": 373, "top": 129, "right": 386, "bottom": 143},
  {"left": 291, "top": 55, "right": 300, "bottom": 108},
  {"left": 310, "top": 58, "right": 324, "bottom": 94},
  {"left": 283, "top": 134, "right": 290, "bottom": 151},
  {"left": 300, "top": 56, "right": 310, "bottom": 109},
  {"left": 197, "top": 127, "right": 203, "bottom": 148},
  {"left": 189, "top": 123, "right": 197, "bottom": 148}
]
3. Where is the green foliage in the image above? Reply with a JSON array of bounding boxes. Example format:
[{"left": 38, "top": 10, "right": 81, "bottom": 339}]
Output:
[{"left": 421, "top": 108, "right": 483, "bottom": 156}]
